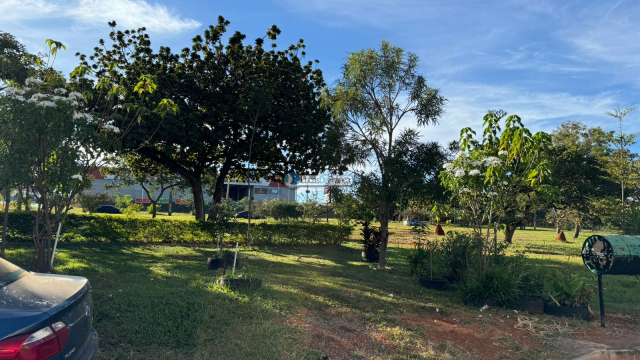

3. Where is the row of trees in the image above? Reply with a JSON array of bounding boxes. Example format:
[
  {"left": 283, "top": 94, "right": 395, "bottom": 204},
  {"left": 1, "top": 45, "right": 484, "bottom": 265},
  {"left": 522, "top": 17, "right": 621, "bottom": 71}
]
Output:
[{"left": 2, "top": 17, "right": 639, "bottom": 271}]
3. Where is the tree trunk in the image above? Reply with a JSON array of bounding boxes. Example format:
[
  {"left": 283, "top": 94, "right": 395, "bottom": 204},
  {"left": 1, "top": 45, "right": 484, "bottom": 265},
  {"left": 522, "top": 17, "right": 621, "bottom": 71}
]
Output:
[
  {"left": 1, "top": 188, "right": 10, "bottom": 258},
  {"left": 533, "top": 212, "right": 537, "bottom": 230},
  {"left": 189, "top": 176, "right": 205, "bottom": 221},
  {"left": 552, "top": 208, "right": 560, "bottom": 234},
  {"left": 504, "top": 224, "right": 517, "bottom": 244},
  {"left": 574, "top": 223, "right": 581, "bottom": 239},
  {"left": 377, "top": 209, "right": 390, "bottom": 268},
  {"left": 151, "top": 202, "right": 157, "bottom": 218},
  {"left": 168, "top": 192, "right": 172, "bottom": 216},
  {"left": 212, "top": 158, "right": 233, "bottom": 204}
]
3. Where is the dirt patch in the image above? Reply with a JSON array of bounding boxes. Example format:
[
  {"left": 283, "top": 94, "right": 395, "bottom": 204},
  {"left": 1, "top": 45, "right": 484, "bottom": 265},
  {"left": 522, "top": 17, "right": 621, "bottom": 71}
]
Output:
[
  {"left": 574, "top": 315, "right": 640, "bottom": 349},
  {"left": 397, "top": 313, "right": 548, "bottom": 360},
  {"left": 284, "top": 306, "right": 640, "bottom": 360},
  {"left": 288, "top": 306, "right": 379, "bottom": 360}
]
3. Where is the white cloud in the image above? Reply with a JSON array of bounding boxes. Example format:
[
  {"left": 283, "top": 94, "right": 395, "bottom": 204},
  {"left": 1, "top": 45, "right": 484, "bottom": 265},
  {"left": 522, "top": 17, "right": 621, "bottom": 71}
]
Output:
[
  {"left": 0, "top": 0, "right": 200, "bottom": 33},
  {"left": 400, "top": 81, "right": 620, "bottom": 145},
  {"left": 67, "top": 0, "right": 201, "bottom": 33},
  {"left": 0, "top": 0, "right": 58, "bottom": 20}
]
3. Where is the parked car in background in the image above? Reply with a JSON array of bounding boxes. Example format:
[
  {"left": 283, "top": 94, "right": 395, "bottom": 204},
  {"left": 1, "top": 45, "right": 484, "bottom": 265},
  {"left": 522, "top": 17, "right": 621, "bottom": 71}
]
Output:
[
  {"left": 403, "top": 218, "right": 426, "bottom": 226},
  {"left": 96, "top": 205, "right": 121, "bottom": 214},
  {"left": 234, "top": 211, "right": 263, "bottom": 219},
  {"left": 0, "top": 258, "right": 98, "bottom": 359}
]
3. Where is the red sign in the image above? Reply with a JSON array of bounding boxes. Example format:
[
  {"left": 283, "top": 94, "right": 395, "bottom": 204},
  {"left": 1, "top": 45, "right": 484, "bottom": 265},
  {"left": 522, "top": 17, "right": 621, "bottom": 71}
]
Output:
[
  {"left": 135, "top": 197, "right": 151, "bottom": 204},
  {"left": 175, "top": 199, "right": 185, "bottom": 205}
]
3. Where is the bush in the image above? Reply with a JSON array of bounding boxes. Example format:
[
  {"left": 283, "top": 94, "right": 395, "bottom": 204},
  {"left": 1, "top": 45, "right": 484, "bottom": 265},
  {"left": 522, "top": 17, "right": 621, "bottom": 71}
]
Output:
[
  {"left": 440, "top": 232, "right": 478, "bottom": 282},
  {"left": 462, "top": 265, "right": 522, "bottom": 305},
  {"left": 360, "top": 221, "right": 381, "bottom": 253},
  {"left": 78, "top": 193, "right": 110, "bottom": 213},
  {"left": 261, "top": 199, "right": 302, "bottom": 221},
  {"left": 407, "top": 223, "right": 444, "bottom": 279},
  {"left": 239, "top": 222, "right": 351, "bottom": 246},
  {"left": 5, "top": 213, "right": 351, "bottom": 245},
  {"left": 543, "top": 270, "right": 595, "bottom": 307}
]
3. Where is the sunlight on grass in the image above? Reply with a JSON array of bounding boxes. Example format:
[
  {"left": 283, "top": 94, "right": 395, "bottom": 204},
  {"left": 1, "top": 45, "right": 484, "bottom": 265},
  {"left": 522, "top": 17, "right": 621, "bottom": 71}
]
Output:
[{"left": 3, "top": 225, "right": 638, "bottom": 359}]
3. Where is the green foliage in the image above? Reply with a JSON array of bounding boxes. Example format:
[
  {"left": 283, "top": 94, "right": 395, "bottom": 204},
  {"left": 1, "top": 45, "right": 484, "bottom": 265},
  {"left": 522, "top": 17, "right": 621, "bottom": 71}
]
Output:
[
  {"left": 261, "top": 199, "right": 302, "bottom": 221},
  {"left": 326, "top": 40, "right": 447, "bottom": 266},
  {"left": 624, "top": 206, "right": 640, "bottom": 235},
  {"left": 406, "top": 223, "right": 445, "bottom": 279},
  {"left": 208, "top": 199, "right": 237, "bottom": 235},
  {"left": 4, "top": 213, "right": 350, "bottom": 246},
  {"left": 238, "top": 222, "right": 351, "bottom": 246},
  {"left": 78, "top": 193, "right": 108, "bottom": 214},
  {"left": 122, "top": 203, "right": 143, "bottom": 217},
  {"left": 439, "top": 232, "right": 477, "bottom": 282},
  {"left": 212, "top": 249, "right": 237, "bottom": 262},
  {"left": 360, "top": 220, "right": 381, "bottom": 253},
  {"left": 462, "top": 265, "right": 522, "bottom": 305},
  {"left": 114, "top": 194, "right": 133, "bottom": 209},
  {"left": 300, "top": 194, "right": 328, "bottom": 224},
  {"left": 543, "top": 270, "right": 595, "bottom": 307},
  {"left": 0, "top": 31, "right": 32, "bottom": 85},
  {"left": 77, "top": 17, "right": 345, "bottom": 220}
]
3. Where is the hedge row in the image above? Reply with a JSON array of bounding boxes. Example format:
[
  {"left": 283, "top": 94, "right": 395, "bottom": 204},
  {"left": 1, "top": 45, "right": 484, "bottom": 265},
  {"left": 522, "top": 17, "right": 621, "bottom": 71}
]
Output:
[{"left": 4, "top": 213, "right": 351, "bottom": 245}]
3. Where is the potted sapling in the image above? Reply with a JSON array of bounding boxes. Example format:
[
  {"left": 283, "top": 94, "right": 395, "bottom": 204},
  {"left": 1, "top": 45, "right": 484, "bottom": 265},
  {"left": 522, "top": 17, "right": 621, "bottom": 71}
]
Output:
[
  {"left": 543, "top": 270, "right": 595, "bottom": 321},
  {"left": 407, "top": 223, "right": 448, "bottom": 290},
  {"left": 361, "top": 220, "right": 381, "bottom": 262}
]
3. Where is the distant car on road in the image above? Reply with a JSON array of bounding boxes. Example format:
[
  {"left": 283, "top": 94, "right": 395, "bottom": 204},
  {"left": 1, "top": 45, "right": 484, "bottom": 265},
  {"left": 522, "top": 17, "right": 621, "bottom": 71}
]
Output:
[
  {"left": 96, "top": 205, "right": 121, "bottom": 214},
  {"left": 0, "top": 258, "right": 98, "bottom": 359}
]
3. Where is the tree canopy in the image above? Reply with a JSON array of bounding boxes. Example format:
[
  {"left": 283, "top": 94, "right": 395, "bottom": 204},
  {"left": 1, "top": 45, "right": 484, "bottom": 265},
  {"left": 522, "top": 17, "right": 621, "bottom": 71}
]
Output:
[
  {"left": 73, "top": 17, "right": 348, "bottom": 220},
  {"left": 326, "top": 41, "right": 447, "bottom": 267}
]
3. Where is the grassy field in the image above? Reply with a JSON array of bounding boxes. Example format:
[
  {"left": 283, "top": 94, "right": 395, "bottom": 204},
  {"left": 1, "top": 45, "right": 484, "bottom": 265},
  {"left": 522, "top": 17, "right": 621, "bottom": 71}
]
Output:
[{"left": 3, "top": 223, "right": 639, "bottom": 359}]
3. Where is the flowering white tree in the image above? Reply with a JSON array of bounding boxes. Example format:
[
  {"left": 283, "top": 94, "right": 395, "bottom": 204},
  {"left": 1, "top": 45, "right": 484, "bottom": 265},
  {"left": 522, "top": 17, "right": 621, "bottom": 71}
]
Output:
[
  {"left": 440, "top": 111, "right": 552, "bottom": 275},
  {"left": 0, "top": 40, "right": 117, "bottom": 271}
]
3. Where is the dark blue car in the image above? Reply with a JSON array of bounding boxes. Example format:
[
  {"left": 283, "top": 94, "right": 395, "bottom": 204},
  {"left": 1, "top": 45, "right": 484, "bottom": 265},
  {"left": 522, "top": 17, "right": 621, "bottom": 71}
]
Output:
[{"left": 0, "top": 258, "right": 98, "bottom": 359}]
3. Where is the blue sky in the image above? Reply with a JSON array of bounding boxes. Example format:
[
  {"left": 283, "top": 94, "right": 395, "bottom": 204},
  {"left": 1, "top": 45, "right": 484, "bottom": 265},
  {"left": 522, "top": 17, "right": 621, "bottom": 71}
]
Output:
[{"left": 2, "top": 0, "right": 640, "bottom": 149}]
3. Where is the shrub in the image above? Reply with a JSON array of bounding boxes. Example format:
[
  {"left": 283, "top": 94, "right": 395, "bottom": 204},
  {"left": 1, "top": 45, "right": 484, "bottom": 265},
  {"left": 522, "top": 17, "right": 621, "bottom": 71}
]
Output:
[
  {"left": 78, "top": 193, "right": 109, "bottom": 213},
  {"left": 543, "top": 270, "right": 595, "bottom": 307},
  {"left": 440, "top": 232, "right": 478, "bottom": 282},
  {"left": 261, "top": 199, "right": 302, "bottom": 221},
  {"left": 5, "top": 213, "right": 351, "bottom": 245},
  {"left": 240, "top": 222, "right": 351, "bottom": 246},
  {"left": 407, "top": 223, "right": 446, "bottom": 279},
  {"left": 114, "top": 194, "right": 134, "bottom": 209},
  {"left": 462, "top": 265, "right": 522, "bottom": 305},
  {"left": 122, "top": 203, "right": 143, "bottom": 216},
  {"left": 360, "top": 221, "right": 381, "bottom": 253}
]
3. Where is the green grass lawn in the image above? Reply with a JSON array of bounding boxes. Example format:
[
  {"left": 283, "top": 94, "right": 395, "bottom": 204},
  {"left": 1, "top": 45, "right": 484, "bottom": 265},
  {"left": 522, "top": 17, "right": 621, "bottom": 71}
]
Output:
[{"left": 3, "top": 225, "right": 639, "bottom": 359}]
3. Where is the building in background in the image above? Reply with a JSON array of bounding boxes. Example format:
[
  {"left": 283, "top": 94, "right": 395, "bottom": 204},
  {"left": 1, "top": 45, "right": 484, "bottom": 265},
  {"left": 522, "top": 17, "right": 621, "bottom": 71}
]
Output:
[{"left": 86, "top": 171, "right": 353, "bottom": 206}]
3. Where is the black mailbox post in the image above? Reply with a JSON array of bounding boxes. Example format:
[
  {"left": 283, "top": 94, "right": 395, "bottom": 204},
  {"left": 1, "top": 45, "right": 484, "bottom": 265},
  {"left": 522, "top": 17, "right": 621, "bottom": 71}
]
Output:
[{"left": 582, "top": 235, "right": 640, "bottom": 327}]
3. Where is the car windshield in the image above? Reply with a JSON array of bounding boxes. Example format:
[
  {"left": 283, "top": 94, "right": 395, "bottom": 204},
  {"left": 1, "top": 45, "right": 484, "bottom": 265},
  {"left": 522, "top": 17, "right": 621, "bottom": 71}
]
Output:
[{"left": 0, "top": 258, "right": 26, "bottom": 288}]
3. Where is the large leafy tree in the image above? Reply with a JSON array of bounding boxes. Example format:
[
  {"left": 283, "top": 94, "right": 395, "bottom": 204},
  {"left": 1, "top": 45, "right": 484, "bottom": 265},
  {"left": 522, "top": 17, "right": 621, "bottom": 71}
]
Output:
[
  {"left": 549, "top": 121, "right": 618, "bottom": 237},
  {"left": 0, "top": 31, "right": 37, "bottom": 88},
  {"left": 74, "top": 17, "right": 346, "bottom": 221},
  {"left": 326, "top": 41, "right": 447, "bottom": 268}
]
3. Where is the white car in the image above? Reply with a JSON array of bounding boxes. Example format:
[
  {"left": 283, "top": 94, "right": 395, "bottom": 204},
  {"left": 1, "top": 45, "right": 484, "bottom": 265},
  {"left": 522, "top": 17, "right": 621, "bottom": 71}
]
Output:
[{"left": 403, "top": 219, "right": 425, "bottom": 226}]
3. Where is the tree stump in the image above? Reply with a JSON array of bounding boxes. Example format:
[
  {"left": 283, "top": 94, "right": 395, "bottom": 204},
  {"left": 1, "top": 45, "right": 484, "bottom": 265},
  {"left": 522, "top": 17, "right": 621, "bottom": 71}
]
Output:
[
  {"left": 435, "top": 223, "right": 445, "bottom": 236},
  {"left": 556, "top": 231, "right": 567, "bottom": 242}
]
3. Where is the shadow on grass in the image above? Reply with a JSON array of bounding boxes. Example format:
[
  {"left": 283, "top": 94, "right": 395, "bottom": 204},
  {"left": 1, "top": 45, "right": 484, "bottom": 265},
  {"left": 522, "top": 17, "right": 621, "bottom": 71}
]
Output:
[{"left": 4, "top": 241, "right": 638, "bottom": 360}]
